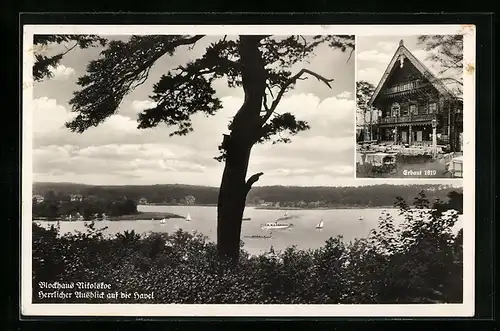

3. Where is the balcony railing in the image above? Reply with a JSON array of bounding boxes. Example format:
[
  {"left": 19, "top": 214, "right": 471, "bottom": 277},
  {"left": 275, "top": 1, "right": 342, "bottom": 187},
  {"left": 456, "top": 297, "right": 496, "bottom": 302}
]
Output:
[
  {"left": 379, "top": 113, "right": 435, "bottom": 125},
  {"left": 384, "top": 80, "right": 427, "bottom": 95}
]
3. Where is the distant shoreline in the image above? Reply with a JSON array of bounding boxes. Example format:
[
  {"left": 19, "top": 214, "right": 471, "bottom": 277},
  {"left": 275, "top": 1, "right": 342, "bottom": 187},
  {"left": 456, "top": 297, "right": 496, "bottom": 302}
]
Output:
[
  {"left": 141, "top": 204, "right": 396, "bottom": 210},
  {"left": 33, "top": 211, "right": 184, "bottom": 222},
  {"left": 141, "top": 203, "right": 216, "bottom": 207},
  {"left": 253, "top": 206, "right": 395, "bottom": 210}
]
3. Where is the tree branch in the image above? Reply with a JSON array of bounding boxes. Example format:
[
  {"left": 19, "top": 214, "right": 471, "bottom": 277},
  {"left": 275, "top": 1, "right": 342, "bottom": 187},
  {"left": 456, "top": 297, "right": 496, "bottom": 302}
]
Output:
[
  {"left": 61, "top": 42, "right": 79, "bottom": 57},
  {"left": 261, "top": 68, "right": 334, "bottom": 124},
  {"left": 245, "top": 172, "right": 264, "bottom": 191}
]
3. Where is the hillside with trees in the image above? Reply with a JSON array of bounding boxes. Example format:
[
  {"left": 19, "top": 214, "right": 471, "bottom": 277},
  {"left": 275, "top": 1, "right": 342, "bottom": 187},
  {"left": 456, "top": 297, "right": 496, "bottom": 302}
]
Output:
[{"left": 33, "top": 182, "right": 462, "bottom": 210}]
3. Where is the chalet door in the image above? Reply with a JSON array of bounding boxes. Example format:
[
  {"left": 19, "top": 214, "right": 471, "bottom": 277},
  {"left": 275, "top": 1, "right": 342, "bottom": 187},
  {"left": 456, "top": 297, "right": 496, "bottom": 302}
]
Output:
[
  {"left": 402, "top": 131, "right": 408, "bottom": 143},
  {"left": 416, "top": 131, "right": 423, "bottom": 141}
]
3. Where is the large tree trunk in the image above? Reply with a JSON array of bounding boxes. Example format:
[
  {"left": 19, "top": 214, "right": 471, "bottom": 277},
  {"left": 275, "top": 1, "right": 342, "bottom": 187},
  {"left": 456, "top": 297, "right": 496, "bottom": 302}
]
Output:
[
  {"left": 216, "top": 144, "right": 252, "bottom": 263},
  {"left": 216, "top": 36, "right": 267, "bottom": 263}
]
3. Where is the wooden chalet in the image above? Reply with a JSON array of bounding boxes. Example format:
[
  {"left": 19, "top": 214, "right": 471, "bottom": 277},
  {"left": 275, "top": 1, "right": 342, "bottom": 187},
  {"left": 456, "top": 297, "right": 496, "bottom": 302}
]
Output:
[{"left": 368, "top": 40, "right": 463, "bottom": 152}]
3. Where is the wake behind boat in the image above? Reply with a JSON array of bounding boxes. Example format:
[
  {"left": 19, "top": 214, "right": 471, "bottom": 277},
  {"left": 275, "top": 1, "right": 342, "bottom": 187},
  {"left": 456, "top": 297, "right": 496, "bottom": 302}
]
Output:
[{"left": 244, "top": 233, "right": 272, "bottom": 239}]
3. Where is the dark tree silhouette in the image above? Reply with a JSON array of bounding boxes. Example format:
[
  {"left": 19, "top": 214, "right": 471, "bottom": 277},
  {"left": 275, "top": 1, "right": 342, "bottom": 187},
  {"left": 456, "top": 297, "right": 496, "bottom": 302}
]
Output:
[
  {"left": 356, "top": 80, "right": 376, "bottom": 141},
  {"left": 32, "top": 35, "right": 107, "bottom": 82},
  {"left": 63, "top": 34, "right": 354, "bottom": 263},
  {"left": 417, "top": 35, "right": 463, "bottom": 98}
]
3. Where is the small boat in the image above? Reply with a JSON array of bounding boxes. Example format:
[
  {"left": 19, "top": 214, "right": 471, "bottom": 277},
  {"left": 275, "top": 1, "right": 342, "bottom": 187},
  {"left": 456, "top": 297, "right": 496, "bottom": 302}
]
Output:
[
  {"left": 316, "top": 219, "right": 324, "bottom": 229},
  {"left": 359, "top": 216, "right": 364, "bottom": 221},
  {"left": 276, "top": 211, "right": 292, "bottom": 221},
  {"left": 185, "top": 213, "right": 191, "bottom": 222},
  {"left": 160, "top": 218, "right": 166, "bottom": 224},
  {"left": 244, "top": 234, "right": 272, "bottom": 239},
  {"left": 242, "top": 217, "right": 251, "bottom": 221}
]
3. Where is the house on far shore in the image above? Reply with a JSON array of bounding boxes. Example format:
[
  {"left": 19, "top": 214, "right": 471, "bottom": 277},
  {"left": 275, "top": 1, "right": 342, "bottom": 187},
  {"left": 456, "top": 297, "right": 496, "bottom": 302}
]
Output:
[
  {"left": 138, "top": 197, "right": 148, "bottom": 205},
  {"left": 70, "top": 194, "right": 84, "bottom": 202},
  {"left": 33, "top": 194, "right": 44, "bottom": 203}
]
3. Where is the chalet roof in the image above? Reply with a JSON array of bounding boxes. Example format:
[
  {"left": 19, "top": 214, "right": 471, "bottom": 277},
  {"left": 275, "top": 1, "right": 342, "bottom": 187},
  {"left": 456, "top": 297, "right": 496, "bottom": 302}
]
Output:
[{"left": 368, "top": 40, "right": 457, "bottom": 107}]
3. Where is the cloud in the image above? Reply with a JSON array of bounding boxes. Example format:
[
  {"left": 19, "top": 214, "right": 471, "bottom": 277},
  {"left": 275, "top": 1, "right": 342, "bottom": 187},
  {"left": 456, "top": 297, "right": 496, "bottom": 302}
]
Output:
[
  {"left": 50, "top": 64, "right": 76, "bottom": 80},
  {"left": 33, "top": 97, "right": 74, "bottom": 133},
  {"left": 376, "top": 41, "right": 398, "bottom": 52},
  {"left": 337, "top": 91, "right": 352, "bottom": 99},
  {"left": 131, "top": 100, "right": 157, "bottom": 112},
  {"left": 32, "top": 93, "right": 355, "bottom": 185},
  {"left": 357, "top": 50, "right": 392, "bottom": 63},
  {"left": 357, "top": 68, "right": 383, "bottom": 85}
]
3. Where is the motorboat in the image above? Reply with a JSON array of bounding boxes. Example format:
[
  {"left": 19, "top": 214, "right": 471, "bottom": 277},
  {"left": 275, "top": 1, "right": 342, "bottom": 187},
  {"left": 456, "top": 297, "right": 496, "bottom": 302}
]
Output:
[{"left": 261, "top": 221, "right": 292, "bottom": 230}]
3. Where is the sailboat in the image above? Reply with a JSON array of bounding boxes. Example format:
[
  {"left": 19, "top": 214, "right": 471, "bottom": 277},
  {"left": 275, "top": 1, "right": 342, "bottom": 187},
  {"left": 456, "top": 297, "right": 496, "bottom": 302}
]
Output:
[
  {"left": 160, "top": 218, "right": 166, "bottom": 224},
  {"left": 316, "top": 219, "right": 324, "bottom": 229},
  {"left": 359, "top": 216, "right": 364, "bottom": 221},
  {"left": 185, "top": 213, "right": 191, "bottom": 222},
  {"left": 276, "top": 211, "right": 291, "bottom": 221}
]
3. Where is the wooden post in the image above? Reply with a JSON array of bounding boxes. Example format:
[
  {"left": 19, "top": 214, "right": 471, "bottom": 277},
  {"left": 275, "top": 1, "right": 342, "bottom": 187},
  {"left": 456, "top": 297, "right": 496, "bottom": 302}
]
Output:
[{"left": 432, "top": 118, "right": 437, "bottom": 158}]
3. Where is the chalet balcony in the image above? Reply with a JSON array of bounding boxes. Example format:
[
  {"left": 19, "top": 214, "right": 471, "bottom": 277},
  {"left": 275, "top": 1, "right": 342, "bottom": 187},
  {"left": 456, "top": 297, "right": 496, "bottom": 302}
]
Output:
[
  {"left": 384, "top": 80, "right": 428, "bottom": 95},
  {"left": 378, "top": 113, "right": 435, "bottom": 125}
]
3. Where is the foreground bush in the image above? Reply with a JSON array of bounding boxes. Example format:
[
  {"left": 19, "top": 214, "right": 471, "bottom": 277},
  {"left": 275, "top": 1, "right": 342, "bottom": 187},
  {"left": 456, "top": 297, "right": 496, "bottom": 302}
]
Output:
[{"left": 32, "top": 193, "right": 463, "bottom": 304}]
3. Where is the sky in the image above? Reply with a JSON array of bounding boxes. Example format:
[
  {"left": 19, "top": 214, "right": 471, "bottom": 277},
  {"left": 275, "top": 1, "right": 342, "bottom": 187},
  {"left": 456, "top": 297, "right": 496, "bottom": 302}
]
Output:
[
  {"left": 357, "top": 35, "right": 463, "bottom": 94},
  {"left": 31, "top": 35, "right": 359, "bottom": 187}
]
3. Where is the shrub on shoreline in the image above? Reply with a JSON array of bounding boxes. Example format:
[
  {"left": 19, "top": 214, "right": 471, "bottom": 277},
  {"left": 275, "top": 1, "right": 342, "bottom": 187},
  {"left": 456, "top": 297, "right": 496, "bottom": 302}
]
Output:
[{"left": 32, "top": 193, "right": 463, "bottom": 304}]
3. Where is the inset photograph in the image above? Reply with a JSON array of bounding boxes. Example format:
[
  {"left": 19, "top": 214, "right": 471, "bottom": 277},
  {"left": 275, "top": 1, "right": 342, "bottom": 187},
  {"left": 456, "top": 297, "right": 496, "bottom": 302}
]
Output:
[{"left": 356, "top": 35, "right": 464, "bottom": 178}]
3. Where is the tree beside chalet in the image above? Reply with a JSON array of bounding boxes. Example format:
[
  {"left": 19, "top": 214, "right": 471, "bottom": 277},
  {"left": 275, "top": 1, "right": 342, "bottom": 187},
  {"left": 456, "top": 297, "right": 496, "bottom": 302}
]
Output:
[{"left": 368, "top": 40, "right": 463, "bottom": 152}]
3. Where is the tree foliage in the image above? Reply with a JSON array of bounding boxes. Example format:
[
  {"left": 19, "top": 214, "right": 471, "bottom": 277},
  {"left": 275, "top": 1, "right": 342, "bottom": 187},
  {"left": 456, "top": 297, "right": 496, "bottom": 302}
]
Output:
[
  {"left": 32, "top": 35, "right": 107, "bottom": 82},
  {"left": 417, "top": 35, "right": 463, "bottom": 74},
  {"left": 32, "top": 191, "right": 138, "bottom": 220},
  {"left": 417, "top": 35, "right": 463, "bottom": 96},
  {"left": 66, "top": 35, "right": 354, "bottom": 160},
  {"left": 356, "top": 80, "right": 376, "bottom": 114}
]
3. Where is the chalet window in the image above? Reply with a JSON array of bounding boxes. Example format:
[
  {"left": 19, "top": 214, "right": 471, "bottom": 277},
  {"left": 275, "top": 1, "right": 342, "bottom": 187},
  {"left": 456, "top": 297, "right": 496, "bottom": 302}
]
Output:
[
  {"left": 390, "top": 102, "right": 400, "bottom": 117},
  {"left": 409, "top": 104, "right": 417, "bottom": 115},
  {"left": 429, "top": 102, "right": 437, "bottom": 114},
  {"left": 401, "top": 104, "right": 408, "bottom": 116}
]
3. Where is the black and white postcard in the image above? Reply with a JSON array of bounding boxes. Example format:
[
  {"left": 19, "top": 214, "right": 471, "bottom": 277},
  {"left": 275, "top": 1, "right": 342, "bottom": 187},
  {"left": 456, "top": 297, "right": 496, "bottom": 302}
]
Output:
[{"left": 21, "top": 25, "right": 475, "bottom": 317}]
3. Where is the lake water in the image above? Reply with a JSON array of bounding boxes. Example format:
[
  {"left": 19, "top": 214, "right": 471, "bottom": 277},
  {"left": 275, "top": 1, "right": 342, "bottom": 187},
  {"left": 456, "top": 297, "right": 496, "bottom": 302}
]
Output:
[{"left": 40, "top": 205, "right": 463, "bottom": 256}]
